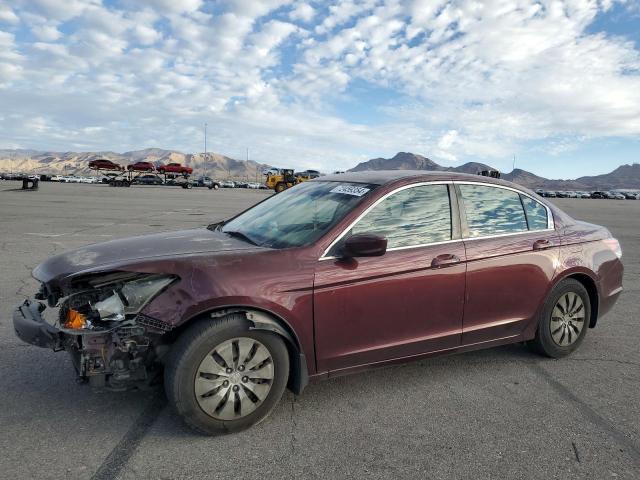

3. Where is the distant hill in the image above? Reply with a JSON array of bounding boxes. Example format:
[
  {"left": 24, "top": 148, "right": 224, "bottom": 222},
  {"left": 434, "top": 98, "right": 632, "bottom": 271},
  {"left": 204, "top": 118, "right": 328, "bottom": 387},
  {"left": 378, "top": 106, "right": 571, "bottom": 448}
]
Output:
[
  {"left": 349, "top": 152, "right": 640, "bottom": 190},
  {"left": 576, "top": 164, "right": 640, "bottom": 190},
  {"left": 350, "top": 152, "right": 443, "bottom": 171},
  {"left": 0, "top": 148, "right": 272, "bottom": 180}
]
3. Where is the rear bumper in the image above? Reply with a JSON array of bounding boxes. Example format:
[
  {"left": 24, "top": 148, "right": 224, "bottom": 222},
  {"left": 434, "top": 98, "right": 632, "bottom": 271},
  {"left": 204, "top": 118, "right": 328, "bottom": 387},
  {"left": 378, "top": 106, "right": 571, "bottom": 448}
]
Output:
[
  {"left": 13, "top": 299, "right": 63, "bottom": 350},
  {"left": 598, "top": 286, "right": 622, "bottom": 320}
]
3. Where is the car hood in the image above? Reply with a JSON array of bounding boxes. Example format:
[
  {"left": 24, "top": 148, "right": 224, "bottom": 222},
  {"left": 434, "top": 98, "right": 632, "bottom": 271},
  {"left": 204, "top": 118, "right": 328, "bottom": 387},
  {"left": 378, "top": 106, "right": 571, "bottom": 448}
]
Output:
[{"left": 33, "top": 227, "right": 263, "bottom": 284}]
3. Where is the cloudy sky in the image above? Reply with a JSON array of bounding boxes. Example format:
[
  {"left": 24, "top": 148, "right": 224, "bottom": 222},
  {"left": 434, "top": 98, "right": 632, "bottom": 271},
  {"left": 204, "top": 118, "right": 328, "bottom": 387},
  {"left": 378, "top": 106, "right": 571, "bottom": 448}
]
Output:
[{"left": 0, "top": 0, "right": 639, "bottom": 177}]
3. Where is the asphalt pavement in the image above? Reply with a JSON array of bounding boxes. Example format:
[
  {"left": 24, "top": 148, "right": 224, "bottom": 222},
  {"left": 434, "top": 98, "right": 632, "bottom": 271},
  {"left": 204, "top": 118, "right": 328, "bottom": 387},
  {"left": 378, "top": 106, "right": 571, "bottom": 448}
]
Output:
[{"left": 0, "top": 181, "right": 638, "bottom": 479}]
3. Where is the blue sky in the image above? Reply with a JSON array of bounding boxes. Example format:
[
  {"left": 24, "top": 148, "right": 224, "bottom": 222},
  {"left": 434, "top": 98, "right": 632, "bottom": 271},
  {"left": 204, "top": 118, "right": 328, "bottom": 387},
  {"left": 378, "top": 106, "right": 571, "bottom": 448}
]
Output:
[{"left": 0, "top": 0, "right": 639, "bottom": 178}]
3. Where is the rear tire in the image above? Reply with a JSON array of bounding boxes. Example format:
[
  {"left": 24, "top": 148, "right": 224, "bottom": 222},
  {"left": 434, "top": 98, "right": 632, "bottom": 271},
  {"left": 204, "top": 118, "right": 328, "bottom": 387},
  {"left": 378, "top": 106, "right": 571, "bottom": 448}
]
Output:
[
  {"left": 275, "top": 182, "right": 287, "bottom": 193},
  {"left": 165, "top": 314, "right": 289, "bottom": 435},
  {"left": 529, "top": 279, "right": 590, "bottom": 358}
]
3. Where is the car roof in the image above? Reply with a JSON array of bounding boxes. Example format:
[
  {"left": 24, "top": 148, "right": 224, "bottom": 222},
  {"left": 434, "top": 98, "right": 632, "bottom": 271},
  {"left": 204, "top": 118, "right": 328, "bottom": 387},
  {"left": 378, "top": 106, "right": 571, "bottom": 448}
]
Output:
[{"left": 313, "top": 170, "right": 514, "bottom": 188}]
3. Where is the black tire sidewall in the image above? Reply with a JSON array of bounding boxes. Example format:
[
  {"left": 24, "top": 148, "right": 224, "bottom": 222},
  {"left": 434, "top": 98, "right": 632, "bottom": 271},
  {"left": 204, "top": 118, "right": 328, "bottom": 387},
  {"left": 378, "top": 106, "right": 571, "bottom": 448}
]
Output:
[
  {"left": 166, "top": 319, "right": 289, "bottom": 435},
  {"left": 536, "top": 279, "right": 590, "bottom": 358}
]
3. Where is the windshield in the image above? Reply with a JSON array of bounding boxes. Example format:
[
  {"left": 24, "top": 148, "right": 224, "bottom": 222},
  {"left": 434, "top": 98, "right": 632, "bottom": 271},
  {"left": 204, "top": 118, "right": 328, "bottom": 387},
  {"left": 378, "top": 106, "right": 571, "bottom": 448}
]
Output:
[{"left": 218, "top": 181, "right": 377, "bottom": 248}]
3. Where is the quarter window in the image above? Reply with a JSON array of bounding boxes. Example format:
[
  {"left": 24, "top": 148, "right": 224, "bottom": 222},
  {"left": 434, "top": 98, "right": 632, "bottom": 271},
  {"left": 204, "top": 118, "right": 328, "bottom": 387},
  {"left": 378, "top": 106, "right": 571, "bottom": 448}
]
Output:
[
  {"left": 521, "top": 195, "right": 549, "bottom": 231},
  {"left": 459, "top": 185, "right": 528, "bottom": 237},
  {"left": 350, "top": 184, "right": 452, "bottom": 249}
]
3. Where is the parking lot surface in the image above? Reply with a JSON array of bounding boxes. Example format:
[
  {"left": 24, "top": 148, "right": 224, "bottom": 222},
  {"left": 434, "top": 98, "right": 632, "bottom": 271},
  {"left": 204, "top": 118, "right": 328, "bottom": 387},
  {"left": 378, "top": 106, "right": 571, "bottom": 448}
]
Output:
[{"left": 1, "top": 182, "right": 638, "bottom": 479}]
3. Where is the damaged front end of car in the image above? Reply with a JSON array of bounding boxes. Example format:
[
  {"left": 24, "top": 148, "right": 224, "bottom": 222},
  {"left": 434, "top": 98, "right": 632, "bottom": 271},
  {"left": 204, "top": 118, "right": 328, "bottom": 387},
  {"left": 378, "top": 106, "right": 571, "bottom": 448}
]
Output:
[{"left": 13, "top": 271, "right": 177, "bottom": 390}]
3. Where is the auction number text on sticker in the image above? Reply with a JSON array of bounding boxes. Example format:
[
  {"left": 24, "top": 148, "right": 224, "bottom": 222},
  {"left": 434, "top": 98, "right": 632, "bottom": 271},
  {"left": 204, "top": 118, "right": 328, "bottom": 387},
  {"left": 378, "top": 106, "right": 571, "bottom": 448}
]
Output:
[{"left": 330, "top": 185, "right": 370, "bottom": 196}]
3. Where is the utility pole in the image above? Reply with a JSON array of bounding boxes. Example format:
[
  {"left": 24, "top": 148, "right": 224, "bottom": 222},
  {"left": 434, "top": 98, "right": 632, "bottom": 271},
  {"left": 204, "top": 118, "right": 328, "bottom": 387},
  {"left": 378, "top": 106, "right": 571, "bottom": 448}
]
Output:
[
  {"left": 512, "top": 155, "right": 516, "bottom": 172},
  {"left": 204, "top": 122, "right": 207, "bottom": 178}
]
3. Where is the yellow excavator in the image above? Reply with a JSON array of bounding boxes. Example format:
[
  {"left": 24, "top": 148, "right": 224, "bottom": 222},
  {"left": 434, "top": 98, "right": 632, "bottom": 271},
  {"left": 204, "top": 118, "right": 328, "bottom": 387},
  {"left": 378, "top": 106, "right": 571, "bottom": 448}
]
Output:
[{"left": 264, "top": 169, "right": 313, "bottom": 193}]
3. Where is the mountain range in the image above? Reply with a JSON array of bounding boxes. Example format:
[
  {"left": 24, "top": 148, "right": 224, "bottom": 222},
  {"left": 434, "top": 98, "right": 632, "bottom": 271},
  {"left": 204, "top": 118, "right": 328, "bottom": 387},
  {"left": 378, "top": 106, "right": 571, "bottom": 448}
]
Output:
[
  {"left": 0, "top": 149, "right": 638, "bottom": 190},
  {"left": 350, "top": 152, "right": 640, "bottom": 190}
]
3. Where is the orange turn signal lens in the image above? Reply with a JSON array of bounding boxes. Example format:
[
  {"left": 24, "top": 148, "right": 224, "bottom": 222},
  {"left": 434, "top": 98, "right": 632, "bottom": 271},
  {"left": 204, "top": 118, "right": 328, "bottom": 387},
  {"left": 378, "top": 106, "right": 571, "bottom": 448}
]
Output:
[{"left": 63, "top": 309, "right": 87, "bottom": 329}]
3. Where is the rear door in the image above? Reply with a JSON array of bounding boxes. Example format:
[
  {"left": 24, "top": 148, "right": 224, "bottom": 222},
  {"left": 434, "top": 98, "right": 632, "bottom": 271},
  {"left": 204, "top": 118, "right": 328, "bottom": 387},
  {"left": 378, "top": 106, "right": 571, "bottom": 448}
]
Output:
[
  {"left": 456, "top": 183, "right": 560, "bottom": 345},
  {"left": 314, "top": 182, "right": 466, "bottom": 373}
]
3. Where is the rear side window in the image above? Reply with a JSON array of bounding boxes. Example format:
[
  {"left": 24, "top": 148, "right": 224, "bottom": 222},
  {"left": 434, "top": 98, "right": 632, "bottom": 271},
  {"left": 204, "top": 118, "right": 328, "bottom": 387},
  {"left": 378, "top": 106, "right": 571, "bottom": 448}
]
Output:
[
  {"left": 520, "top": 195, "right": 549, "bottom": 230},
  {"left": 459, "top": 184, "right": 528, "bottom": 237},
  {"left": 351, "top": 184, "right": 452, "bottom": 248}
]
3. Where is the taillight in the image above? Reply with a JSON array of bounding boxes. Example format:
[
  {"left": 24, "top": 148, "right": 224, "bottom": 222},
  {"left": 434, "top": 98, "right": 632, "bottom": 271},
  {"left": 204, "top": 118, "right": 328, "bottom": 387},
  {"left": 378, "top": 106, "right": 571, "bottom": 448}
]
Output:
[{"left": 603, "top": 238, "right": 622, "bottom": 259}]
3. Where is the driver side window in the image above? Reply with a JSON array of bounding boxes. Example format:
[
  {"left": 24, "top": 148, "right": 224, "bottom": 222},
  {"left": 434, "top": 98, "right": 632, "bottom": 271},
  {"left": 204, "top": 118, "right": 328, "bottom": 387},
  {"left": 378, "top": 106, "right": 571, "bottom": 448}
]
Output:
[{"left": 350, "top": 184, "right": 452, "bottom": 249}]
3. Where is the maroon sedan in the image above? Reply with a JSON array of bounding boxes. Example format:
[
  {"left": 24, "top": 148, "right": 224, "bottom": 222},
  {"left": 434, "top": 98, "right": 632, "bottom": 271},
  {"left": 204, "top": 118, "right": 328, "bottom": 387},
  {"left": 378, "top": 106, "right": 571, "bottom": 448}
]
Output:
[
  {"left": 13, "top": 171, "right": 623, "bottom": 435},
  {"left": 157, "top": 162, "right": 193, "bottom": 175},
  {"left": 127, "top": 161, "right": 155, "bottom": 172},
  {"left": 88, "top": 159, "right": 124, "bottom": 171}
]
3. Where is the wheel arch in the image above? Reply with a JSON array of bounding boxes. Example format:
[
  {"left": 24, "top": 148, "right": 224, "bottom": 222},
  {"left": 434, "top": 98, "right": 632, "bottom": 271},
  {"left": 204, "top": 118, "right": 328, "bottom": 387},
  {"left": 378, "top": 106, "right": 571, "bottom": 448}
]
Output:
[
  {"left": 554, "top": 271, "right": 600, "bottom": 328},
  {"left": 166, "top": 305, "right": 309, "bottom": 394}
]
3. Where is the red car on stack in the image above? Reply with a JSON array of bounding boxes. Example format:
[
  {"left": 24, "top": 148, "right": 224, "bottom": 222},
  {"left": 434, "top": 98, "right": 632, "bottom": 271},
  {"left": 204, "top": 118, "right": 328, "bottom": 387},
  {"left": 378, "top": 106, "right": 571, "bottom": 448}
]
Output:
[
  {"left": 88, "top": 159, "right": 124, "bottom": 171},
  {"left": 157, "top": 163, "right": 193, "bottom": 175},
  {"left": 127, "top": 161, "right": 155, "bottom": 172}
]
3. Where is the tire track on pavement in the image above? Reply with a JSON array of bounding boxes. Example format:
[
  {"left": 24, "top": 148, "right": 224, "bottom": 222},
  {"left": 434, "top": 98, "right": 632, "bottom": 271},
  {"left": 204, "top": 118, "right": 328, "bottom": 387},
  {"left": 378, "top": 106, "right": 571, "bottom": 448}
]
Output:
[{"left": 91, "top": 393, "right": 167, "bottom": 480}]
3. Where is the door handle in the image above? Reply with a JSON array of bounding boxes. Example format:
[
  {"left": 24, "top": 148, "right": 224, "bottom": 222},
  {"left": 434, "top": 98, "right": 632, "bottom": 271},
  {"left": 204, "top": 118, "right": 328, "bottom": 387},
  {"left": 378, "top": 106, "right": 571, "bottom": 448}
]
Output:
[
  {"left": 533, "top": 239, "right": 552, "bottom": 250},
  {"left": 431, "top": 253, "right": 461, "bottom": 268}
]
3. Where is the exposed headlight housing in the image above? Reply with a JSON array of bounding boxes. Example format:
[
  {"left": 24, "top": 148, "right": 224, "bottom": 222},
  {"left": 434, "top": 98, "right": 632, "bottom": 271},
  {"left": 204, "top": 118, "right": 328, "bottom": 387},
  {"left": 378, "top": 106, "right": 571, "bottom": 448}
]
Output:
[
  {"left": 61, "top": 274, "right": 175, "bottom": 329},
  {"left": 93, "top": 275, "right": 175, "bottom": 321}
]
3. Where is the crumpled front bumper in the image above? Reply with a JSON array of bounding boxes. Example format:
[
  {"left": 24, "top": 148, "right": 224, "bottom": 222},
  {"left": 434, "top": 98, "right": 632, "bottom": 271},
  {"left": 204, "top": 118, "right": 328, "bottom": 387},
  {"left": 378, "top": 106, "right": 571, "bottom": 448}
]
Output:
[{"left": 13, "top": 299, "right": 64, "bottom": 350}]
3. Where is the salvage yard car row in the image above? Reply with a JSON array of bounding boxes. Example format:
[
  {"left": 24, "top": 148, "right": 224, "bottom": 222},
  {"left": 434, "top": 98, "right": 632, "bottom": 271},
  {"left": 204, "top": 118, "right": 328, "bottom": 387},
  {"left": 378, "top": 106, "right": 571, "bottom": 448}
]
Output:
[
  {"left": 0, "top": 172, "right": 269, "bottom": 189},
  {"left": 535, "top": 189, "right": 640, "bottom": 199}
]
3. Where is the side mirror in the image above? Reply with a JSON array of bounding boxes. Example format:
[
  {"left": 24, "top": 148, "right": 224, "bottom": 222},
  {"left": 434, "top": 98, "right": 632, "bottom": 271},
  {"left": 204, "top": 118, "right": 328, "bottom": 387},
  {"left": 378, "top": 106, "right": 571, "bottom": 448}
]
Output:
[{"left": 343, "top": 233, "right": 387, "bottom": 257}]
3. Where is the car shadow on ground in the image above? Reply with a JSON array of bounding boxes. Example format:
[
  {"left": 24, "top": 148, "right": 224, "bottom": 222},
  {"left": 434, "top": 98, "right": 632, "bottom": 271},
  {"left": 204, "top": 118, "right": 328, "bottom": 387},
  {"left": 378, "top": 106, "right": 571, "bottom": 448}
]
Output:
[{"left": 151, "top": 342, "right": 542, "bottom": 439}]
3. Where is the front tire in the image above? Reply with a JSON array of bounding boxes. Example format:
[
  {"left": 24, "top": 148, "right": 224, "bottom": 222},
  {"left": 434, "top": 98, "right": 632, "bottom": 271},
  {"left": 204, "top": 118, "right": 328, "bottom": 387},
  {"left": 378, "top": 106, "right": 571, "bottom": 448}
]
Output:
[
  {"left": 165, "top": 314, "right": 289, "bottom": 435},
  {"left": 530, "top": 279, "right": 590, "bottom": 358}
]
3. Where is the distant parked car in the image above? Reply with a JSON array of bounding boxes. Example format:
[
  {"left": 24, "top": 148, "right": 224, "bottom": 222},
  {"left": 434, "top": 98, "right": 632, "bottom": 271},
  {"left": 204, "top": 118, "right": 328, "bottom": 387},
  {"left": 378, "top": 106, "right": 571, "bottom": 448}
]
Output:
[
  {"left": 590, "top": 191, "right": 607, "bottom": 199},
  {"left": 610, "top": 192, "right": 626, "bottom": 200},
  {"left": 196, "top": 176, "right": 220, "bottom": 189},
  {"left": 100, "top": 173, "right": 119, "bottom": 184},
  {"left": 220, "top": 180, "right": 236, "bottom": 188},
  {"left": 555, "top": 191, "right": 568, "bottom": 198},
  {"left": 50, "top": 174, "right": 65, "bottom": 182},
  {"left": 88, "top": 159, "right": 124, "bottom": 171},
  {"left": 297, "top": 169, "right": 321, "bottom": 179},
  {"left": 576, "top": 191, "right": 591, "bottom": 199},
  {"left": 621, "top": 192, "right": 638, "bottom": 200},
  {"left": 157, "top": 163, "right": 193, "bottom": 175},
  {"left": 132, "top": 174, "right": 164, "bottom": 185},
  {"left": 127, "top": 162, "right": 155, "bottom": 172}
]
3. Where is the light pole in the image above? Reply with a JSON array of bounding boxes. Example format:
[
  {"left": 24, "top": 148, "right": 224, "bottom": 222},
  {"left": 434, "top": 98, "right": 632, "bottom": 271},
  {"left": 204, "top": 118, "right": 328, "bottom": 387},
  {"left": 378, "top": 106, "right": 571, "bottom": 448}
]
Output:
[{"left": 204, "top": 122, "right": 207, "bottom": 178}]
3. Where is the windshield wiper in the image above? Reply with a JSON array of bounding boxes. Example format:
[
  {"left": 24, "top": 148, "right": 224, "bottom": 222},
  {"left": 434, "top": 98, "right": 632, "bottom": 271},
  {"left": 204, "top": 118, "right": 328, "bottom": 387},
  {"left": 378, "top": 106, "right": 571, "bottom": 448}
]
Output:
[
  {"left": 223, "top": 230, "right": 259, "bottom": 246},
  {"left": 206, "top": 220, "right": 226, "bottom": 231}
]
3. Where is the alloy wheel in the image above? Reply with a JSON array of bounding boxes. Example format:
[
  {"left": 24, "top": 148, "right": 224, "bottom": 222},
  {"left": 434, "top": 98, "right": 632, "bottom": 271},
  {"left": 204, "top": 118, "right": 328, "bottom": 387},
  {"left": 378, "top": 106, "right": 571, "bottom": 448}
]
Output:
[
  {"left": 550, "top": 292, "right": 585, "bottom": 346},
  {"left": 194, "top": 337, "right": 274, "bottom": 420}
]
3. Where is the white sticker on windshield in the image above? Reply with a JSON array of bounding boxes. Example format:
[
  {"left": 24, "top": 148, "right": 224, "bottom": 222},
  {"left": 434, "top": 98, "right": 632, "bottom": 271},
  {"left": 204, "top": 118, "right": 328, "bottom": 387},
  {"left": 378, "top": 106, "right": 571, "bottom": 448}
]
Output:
[{"left": 330, "top": 185, "right": 370, "bottom": 197}]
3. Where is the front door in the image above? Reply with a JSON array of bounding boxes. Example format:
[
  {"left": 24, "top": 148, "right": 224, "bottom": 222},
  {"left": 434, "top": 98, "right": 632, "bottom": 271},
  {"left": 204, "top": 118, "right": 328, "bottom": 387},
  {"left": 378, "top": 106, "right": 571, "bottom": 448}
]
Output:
[{"left": 314, "top": 183, "right": 466, "bottom": 373}]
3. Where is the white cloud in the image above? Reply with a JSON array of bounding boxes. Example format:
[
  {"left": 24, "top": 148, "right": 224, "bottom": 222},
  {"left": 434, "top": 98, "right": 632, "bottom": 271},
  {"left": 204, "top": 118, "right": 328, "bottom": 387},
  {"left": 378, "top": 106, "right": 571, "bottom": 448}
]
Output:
[
  {"left": 289, "top": 2, "right": 315, "bottom": 23},
  {"left": 0, "top": 4, "right": 19, "bottom": 24},
  {"left": 140, "top": 0, "right": 203, "bottom": 15},
  {"left": 31, "top": 24, "right": 62, "bottom": 41},
  {"left": 133, "top": 24, "right": 162, "bottom": 45}
]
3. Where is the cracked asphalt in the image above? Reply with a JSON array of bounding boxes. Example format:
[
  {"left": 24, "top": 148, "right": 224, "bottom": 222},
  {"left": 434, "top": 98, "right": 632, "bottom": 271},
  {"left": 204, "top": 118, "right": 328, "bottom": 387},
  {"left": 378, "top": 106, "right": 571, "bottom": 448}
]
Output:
[{"left": 0, "top": 181, "right": 638, "bottom": 480}]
